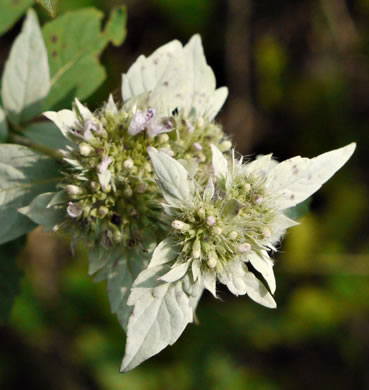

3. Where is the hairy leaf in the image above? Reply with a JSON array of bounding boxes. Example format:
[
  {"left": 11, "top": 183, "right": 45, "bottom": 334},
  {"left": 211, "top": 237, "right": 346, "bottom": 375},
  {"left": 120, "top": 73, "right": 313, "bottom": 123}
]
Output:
[
  {"left": 43, "top": 7, "right": 127, "bottom": 110},
  {"left": 0, "top": 145, "right": 60, "bottom": 244},
  {"left": 2, "top": 9, "right": 50, "bottom": 124},
  {"left": 121, "top": 265, "right": 202, "bottom": 372},
  {"left": 19, "top": 192, "right": 65, "bottom": 230}
]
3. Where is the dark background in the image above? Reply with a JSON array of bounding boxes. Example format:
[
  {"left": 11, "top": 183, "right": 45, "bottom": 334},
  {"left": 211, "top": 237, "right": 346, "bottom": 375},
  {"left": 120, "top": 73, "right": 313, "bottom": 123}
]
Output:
[{"left": 1, "top": 0, "right": 368, "bottom": 389}]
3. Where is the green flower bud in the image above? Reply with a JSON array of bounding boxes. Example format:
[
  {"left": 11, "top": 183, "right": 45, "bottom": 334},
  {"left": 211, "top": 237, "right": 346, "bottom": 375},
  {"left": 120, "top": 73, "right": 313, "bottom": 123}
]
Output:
[
  {"left": 237, "top": 243, "right": 251, "bottom": 253},
  {"left": 158, "top": 134, "right": 169, "bottom": 143},
  {"left": 219, "top": 140, "right": 232, "bottom": 152},
  {"left": 229, "top": 231, "right": 238, "bottom": 240},
  {"left": 206, "top": 215, "right": 216, "bottom": 226},
  {"left": 98, "top": 206, "right": 109, "bottom": 218},
  {"left": 66, "top": 184, "right": 83, "bottom": 197},
  {"left": 123, "top": 159, "right": 134, "bottom": 169},
  {"left": 172, "top": 220, "right": 190, "bottom": 231}
]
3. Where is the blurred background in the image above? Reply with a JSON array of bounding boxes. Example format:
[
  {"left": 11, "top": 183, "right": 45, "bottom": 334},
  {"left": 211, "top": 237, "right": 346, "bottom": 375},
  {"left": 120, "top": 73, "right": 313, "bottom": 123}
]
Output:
[{"left": 1, "top": 0, "right": 369, "bottom": 389}]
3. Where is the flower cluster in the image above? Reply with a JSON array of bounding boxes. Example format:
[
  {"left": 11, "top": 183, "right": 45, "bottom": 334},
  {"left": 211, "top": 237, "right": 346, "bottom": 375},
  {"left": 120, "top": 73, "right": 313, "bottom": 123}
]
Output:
[{"left": 35, "top": 35, "right": 355, "bottom": 372}]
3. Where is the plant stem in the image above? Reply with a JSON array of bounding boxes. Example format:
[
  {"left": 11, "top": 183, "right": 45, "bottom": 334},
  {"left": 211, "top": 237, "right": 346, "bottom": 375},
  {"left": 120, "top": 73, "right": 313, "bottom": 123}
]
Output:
[{"left": 9, "top": 133, "right": 64, "bottom": 161}]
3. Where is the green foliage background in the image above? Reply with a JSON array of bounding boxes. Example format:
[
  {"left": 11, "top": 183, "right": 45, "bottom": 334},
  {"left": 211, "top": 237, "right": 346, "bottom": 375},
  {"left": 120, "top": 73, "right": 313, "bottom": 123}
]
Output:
[{"left": 0, "top": 0, "right": 368, "bottom": 389}]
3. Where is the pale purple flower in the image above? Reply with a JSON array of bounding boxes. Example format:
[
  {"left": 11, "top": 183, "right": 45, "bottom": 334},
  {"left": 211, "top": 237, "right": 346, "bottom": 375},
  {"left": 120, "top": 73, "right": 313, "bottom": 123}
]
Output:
[
  {"left": 128, "top": 108, "right": 174, "bottom": 138},
  {"left": 97, "top": 156, "right": 113, "bottom": 191},
  {"left": 67, "top": 202, "right": 83, "bottom": 218}
]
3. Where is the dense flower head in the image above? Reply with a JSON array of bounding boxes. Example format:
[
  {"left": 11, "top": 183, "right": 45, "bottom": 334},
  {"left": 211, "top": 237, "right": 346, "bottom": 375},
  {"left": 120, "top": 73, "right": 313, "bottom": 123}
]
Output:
[
  {"left": 32, "top": 34, "right": 356, "bottom": 373},
  {"left": 43, "top": 35, "right": 229, "bottom": 247}
]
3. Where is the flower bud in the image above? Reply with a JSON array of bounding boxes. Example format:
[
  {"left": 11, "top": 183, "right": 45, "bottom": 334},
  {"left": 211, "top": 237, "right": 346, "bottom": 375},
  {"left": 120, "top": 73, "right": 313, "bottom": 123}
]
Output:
[
  {"left": 237, "top": 243, "right": 251, "bottom": 253},
  {"left": 254, "top": 196, "right": 263, "bottom": 205},
  {"left": 207, "top": 257, "right": 217, "bottom": 269},
  {"left": 197, "top": 208, "right": 206, "bottom": 219},
  {"left": 192, "top": 142, "right": 203, "bottom": 152},
  {"left": 90, "top": 181, "right": 100, "bottom": 192},
  {"left": 66, "top": 185, "right": 82, "bottom": 197},
  {"left": 192, "top": 238, "right": 201, "bottom": 259},
  {"left": 229, "top": 231, "right": 238, "bottom": 240},
  {"left": 98, "top": 206, "right": 109, "bottom": 218},
  {"left": 263, "top": 227, "right": 271, "bottom": 238},
  {"left": 219, "top": 140, "right": 232, "bottom": 152},
  {"left": 144, "top": 162, "right": 152, "bottom": 172},
  {"left": 123, "top": 186, "right": 133, "bottom": 198},
  {"left": 136, "top": 183, "right": 147, "bottom": 194},
  {"left": 113, "top": 230, "right": 123, "bottom": 242},
  {"left": 123, "top": 159, "right": 134, "bottom": 169},
  {"left": 172, "top": 220, "right": 190, "bottom": 231},
  {"left": 158, "top": 133, "right": 169, "bottom": 143},
  {"left": 159, "top": 147, "right": 174, "bottom": 157},
  {"left": 79, "top": 143, "right": 93, "bottom": 156},
  {"left": 207, "top": 250, "right": 218, "bottom": 269},
  {"left": 213, "top": 226, "right": 223, "bottom": 235},
  {"left": 244, "top": 183, "right": 251, "bottom": 193},
  {"left": 206, "top": 215, "right": 216, "bottom": 227}
]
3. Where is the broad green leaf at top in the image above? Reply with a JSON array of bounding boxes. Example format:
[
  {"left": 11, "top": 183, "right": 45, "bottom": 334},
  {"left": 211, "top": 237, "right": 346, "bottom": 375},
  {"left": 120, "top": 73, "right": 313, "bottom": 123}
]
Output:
[
  {"left": 0, "top": 144, "right": 60, "bottom": 245},
  {"left": 0, "top": 0, "right": 33, "bottom": 35},
  {"left": 34, "top": 0, "right": 59, "bottom": 18},
  {"left": 43, "top": 6, "right": 127, "bottom": 110},
  {"left": 1, "top": 9, "right": 50, "bottom": 125}
]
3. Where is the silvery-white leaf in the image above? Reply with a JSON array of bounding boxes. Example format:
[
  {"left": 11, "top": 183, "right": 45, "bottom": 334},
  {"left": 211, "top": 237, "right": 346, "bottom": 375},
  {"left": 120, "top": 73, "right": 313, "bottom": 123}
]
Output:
[
  {"left": 191, "top": 259, "right": 202, "bottom": 282},
  {"left": 241, "top": 271, "right": 277, "bottom": 309},
  {"left": 43, "top": 109, "right": 77, "bottom": 140},
  {"left": 211, "top": 144, "right": 228, "bottom": 182},
  {"left": 218, "top": 259, "right": 276, "bottom": 308},
  {"left": 73, "top": 98, "right": 93, "bottom": 121},
  {"left": 121, "top": 266, "right": 201, "bottom": 372},
  {"left": 243, "top": 154, "right": 273, "bottom": 177},
  {"left": 269, "top": 213, "right": 299, "bottom": 244},
  {"left": 106, "top": 94, "right": 118, "bottom": 115},
  {"left": 47, "top": 190, "right": 68, "bottom": 208},
  {"left": 0, "top": 106, "right": 8, "bottom": 141},
  {"left": 148, "top": 147, "right": 194, "bottom": 206},
  {"left": 2, "top": 9, "right": 50, "bottom": 124},
  {"left": 159, "top": 262, "right": 189, "bottom": 283},
  {"left": 183, "top": 35, "right": 227, "bottom": 120},
  {"left": 0, "top": 145, "right": 59, "bottom": 244},
  {"left": 247, "top": 251, "right": 276, "bottom": 294},
  {"left": 203, "top": 269, "right": 216, "bottom": 297},
  {"left": 267, "top": 143, "right": 356, "bottom": 210},
  {"left": 106, "top": 249, "right": 148, "bottom": 331},
  {"left": 18, "top": 192, "right": 65, "bottom": 230},
  {"left": 122, "top": 40, "right": 187, "bottom": 116},
  {"left": 149, "top": 238, "right": 179, "bottom": 268},
  {"left": 178, "top": 158, "right": 198, "bottom": 178}
]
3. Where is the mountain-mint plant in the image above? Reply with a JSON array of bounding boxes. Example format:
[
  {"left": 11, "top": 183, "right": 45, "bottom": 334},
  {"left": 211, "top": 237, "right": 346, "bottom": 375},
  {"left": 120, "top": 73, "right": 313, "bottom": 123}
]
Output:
[{"left": 0, "top": 9, "right": 356, "bottom": 373}]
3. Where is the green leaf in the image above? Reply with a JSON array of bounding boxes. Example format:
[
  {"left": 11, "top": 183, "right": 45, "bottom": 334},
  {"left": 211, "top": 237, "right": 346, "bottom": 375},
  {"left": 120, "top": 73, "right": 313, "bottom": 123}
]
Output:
[
  {"left": 121, "top": 266, "right": 203, "bottom": 372},
  {"left": 34, "top": 0, "right": 59, "bottom": 18},
  {"left": 0, "top": 144, "right": 60, "bottom": 244},
  {"left": 0, "top": 237, "right": 25, "bottom": 324},
  {"left": 43, "top": 7, "right": 127, "bottom": 110},
  {"left": 0, "top": 106, "right": 8, "bottom": 141},
  {"left": 19, "top": 192, "right": 65, "bottom": 230},
  {"left": 23, "top": 121, "right": 72, "bottom": 150},
  {"left": 0, "top": 0, "right": 33, "bottom": 35},
  {"left": 2, "top": 9, "right": 50, "bottom": 125}
]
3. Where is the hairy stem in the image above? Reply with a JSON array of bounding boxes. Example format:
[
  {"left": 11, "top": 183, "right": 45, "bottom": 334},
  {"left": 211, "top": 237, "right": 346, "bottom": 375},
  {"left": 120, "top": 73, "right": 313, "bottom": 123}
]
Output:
[{"left": 9, "top": 133, "right": 64, "bottom": 161}]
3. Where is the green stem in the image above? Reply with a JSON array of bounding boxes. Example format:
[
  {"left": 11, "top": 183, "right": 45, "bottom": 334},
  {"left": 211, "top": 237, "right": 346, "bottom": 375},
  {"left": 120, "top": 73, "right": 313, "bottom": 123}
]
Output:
[{"left": 9, "top": 133, "right": 64, "bottom": 161}]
